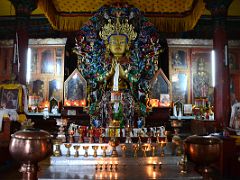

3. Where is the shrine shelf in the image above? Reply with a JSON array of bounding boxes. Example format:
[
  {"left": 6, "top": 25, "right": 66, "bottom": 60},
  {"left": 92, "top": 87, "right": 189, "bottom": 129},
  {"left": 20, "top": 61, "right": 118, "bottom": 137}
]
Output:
[{"left": 145, "top": 107, "right": 171, "bottom": 127}]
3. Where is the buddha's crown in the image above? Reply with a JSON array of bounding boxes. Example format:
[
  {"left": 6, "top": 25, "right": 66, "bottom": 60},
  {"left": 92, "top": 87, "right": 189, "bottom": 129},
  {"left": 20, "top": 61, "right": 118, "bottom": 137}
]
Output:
[{"left": 99, "top": 16, "right": 137, "bottom": 42}]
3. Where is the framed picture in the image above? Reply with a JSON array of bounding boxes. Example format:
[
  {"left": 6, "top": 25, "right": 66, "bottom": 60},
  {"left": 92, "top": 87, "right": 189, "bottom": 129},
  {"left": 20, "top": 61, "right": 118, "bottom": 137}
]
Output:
[
  {"left": 159, "top": 94, "right": 170, "bottom": 107},
  {"left": 171, "top": 72, "right": 188, "bottom": 104},
  {"left": 67, "top": 109, "right": 77, "bottom": 116},
  {"left": 184, "top": 104, "right": 192, "bottom": 115},
  {"left": 64, "top": 68, "right": 87, "bottom": 106},
  {"left": 0, "top": 84, "right": 25, "bottom": 112},
  {"left": 31, "top": 80, "right": 44, "bottom": 101},
  {"left": 0, "top": 89, "right": 19, "bottom": 109},
  {"left": 171, "top": 49, "right": 187, "bottom": 69},
  {"left": 191, "top": 50, "right": 214, "bottom": 104}
]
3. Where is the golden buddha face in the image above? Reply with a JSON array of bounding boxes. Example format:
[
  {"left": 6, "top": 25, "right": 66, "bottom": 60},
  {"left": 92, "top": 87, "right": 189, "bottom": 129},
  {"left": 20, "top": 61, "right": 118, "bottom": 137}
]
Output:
[{"left": 108, "top": 34, "right": 128, "bottom": 58}]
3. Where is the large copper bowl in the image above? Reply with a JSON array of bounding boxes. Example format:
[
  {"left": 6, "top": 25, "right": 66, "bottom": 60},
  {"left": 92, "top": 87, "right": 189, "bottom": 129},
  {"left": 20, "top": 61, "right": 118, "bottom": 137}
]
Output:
[
  {"left": 184, "top": 135, "right": 221, "bottom": 172},
  {"left": 9, "top": 128, "right": 52, "bottom": 180}
]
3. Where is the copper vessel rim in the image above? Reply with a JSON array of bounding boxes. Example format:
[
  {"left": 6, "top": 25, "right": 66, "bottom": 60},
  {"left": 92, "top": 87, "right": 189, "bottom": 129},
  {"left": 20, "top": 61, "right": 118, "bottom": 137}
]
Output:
[
  {"left": 11, "top": 134, "right": 50, "bottom": 140},
  {"left": 11, "top": 129, "right": 51, "bottom": 140},
  {"left": 184, "top": 135, "right": 222, "bottom": 145}
]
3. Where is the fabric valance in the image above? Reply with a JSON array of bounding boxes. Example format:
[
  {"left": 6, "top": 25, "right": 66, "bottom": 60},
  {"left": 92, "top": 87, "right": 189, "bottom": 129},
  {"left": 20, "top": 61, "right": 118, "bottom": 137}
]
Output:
[{"left": 38, "top": 0, "right": 205, "bottom": 32}]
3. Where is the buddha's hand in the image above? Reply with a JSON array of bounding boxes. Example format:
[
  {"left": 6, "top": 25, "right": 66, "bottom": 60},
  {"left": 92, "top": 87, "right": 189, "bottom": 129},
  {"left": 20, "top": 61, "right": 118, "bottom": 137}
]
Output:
[
  {"left": 119, "top": 64, "right": 128, "bottom": 80},
  {"left": 112, "top": 58, "right": 117, "bottom": 67},
  {"left": 106, "top": 59, "right": 117, "bottom": 80}
]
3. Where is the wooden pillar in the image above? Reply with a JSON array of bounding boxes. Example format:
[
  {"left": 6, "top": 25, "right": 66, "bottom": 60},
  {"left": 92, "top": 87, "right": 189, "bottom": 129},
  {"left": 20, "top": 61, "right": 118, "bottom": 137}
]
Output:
[
  {"left": 205, "top": 0, "right": 233, "bottom": 128},
  {"left": 10, "top": 0, "right": 38, "bottom": 85}
]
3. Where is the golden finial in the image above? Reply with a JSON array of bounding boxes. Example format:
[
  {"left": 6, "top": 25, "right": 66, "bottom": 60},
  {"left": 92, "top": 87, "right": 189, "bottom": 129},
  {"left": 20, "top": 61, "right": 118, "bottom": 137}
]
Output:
[{"left": 99, "top": 15, "right": 137, "bottom": 43}]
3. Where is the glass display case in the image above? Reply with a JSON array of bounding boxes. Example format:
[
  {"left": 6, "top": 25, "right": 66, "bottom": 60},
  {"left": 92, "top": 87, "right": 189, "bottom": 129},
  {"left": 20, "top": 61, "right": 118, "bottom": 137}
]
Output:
[
  {"left": 191, "top": 50, "right": 214, "bottom": 105},
  {"left": 64, "top": 68, "right": 87, "bottom": 107},
  {"left": 150, "top": 68, "right": 172, "bottom": 107},
  {"left": 26, "top": 38, "right": 66, "bottom": 113}
]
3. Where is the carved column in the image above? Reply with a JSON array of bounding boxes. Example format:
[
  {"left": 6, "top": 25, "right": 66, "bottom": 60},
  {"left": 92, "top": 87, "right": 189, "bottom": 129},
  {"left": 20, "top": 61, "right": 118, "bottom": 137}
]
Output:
[
  {"left": 11, "top": 0, "right": 38, "bottom": 85},
  {"left": 205, "top": 0, "right": 233, "bottom": 128}
]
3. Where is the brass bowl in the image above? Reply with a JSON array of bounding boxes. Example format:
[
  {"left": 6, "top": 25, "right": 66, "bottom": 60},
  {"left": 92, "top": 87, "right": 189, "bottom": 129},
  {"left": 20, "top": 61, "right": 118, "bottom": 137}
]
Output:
[
  {"left": 9, "top": 128, "right": 52, "bottom": 179},
  {"left": 9, "top": 128, "right": 52, "bottom": 163},
  {"left": 184, "top": 135, "right": 222, "bottom": 166}
]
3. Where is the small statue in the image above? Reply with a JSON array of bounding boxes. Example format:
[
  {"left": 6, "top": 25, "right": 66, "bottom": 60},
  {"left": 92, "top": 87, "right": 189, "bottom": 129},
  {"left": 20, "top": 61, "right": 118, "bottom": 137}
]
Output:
[
  {"left": 173, "top": 97, "right": 183, "bottom": 118},
  {"left": 43, "top": 106, "right": 49, "bottom": 120}
]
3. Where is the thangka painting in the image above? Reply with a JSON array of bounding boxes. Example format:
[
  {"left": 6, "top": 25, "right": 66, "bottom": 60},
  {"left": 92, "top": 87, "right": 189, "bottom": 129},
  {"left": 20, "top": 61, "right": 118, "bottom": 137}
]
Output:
[
  {"left": 191, "top": 50, "right": 214, "bottom": 105},
  {"left": 171, "top": 49, "right": 187, "bottom": 69}
]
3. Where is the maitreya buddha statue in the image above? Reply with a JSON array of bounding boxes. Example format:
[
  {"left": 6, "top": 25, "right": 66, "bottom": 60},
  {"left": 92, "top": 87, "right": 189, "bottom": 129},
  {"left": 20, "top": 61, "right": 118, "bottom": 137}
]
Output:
[
  {"left": 98, "top": 16, "right": 137, "bottom": 92},
  {"left": 74, "top": 7, "right": 161, "bottom": 128},
  {"left": 94, "top": 15, "right": 138, "bottom": 128}
]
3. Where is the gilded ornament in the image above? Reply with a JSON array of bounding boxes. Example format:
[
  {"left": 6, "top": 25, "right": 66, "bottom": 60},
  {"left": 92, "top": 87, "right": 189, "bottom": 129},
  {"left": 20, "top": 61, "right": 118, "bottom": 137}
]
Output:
[{"left": 99, "top": 17, "right": 137, "bottom": 43}]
